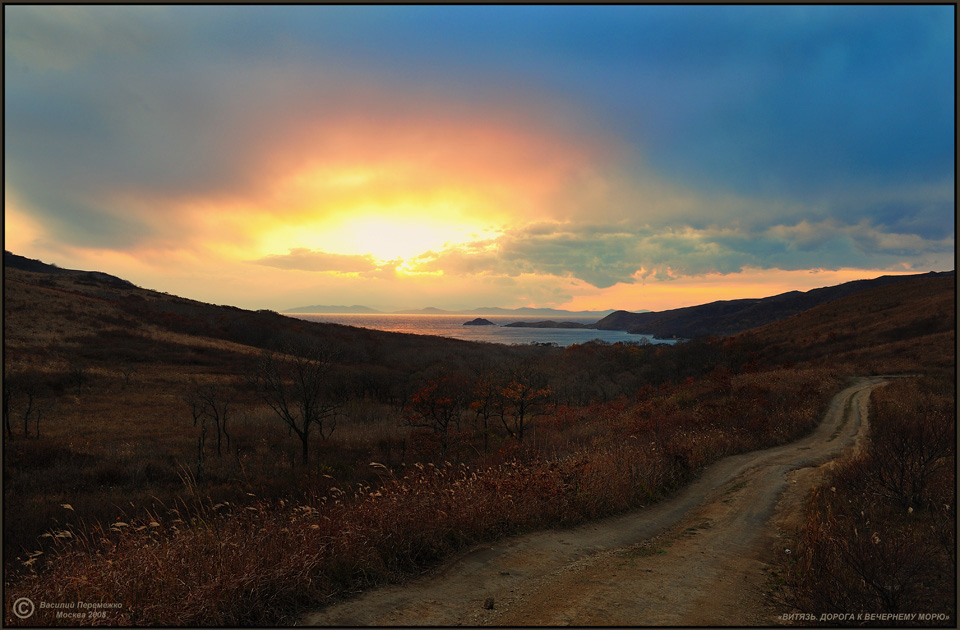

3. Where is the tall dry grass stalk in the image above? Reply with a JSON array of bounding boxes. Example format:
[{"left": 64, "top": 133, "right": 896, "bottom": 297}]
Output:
[
  {"left": 777, "top": 375, "right": 956, "bottom": 625},
  {"left": 5, "top": 367, "right": 844, "bottom": 626}
]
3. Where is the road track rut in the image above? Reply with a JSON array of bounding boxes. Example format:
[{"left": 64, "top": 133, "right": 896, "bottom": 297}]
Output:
[{"left": 302, "top": 376, "right": 888, "bottom": 626}]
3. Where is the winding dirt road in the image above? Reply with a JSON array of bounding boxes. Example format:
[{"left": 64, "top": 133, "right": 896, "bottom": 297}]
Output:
[{"left": 302, "top": 377, "right": 888, "bottom": 626}]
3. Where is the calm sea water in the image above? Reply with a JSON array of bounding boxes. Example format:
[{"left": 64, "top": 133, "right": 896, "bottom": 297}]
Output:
[{"left": 287, "top": 313, "right": 677, "bottom": 347}]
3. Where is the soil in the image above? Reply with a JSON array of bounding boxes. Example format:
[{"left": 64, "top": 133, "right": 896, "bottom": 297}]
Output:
[{"left": 301, "top": 376, "right": 889, "bottom": 626}]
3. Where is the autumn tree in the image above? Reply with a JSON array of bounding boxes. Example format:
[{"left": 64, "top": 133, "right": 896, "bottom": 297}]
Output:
[
  {"left": 491, "top": 360, "right": 552, "bottom": 442},
  {"left": 402, "top": 374, "right": 468, "bottom": 457},
  {"left": 251, "top": 340, "right": 342, "bottom": 465},
  {"left": 470, "top": 374, "right": 499, "bottom": 454}
]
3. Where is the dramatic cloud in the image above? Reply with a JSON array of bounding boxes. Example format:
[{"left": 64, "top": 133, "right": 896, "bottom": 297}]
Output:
[
  {"left": 4, "top": 5, "right": 953, "bottom": 311},
  {"left": 412, "top": 218, "right": 954, "bottom": 289},
  {"left": 251, "top": 249, "right": 381, "bottom": 274}
]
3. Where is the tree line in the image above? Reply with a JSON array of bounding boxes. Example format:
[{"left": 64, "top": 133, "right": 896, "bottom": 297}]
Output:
[{"left": 192, "top": 334, "right": 759, "bottom": 472}]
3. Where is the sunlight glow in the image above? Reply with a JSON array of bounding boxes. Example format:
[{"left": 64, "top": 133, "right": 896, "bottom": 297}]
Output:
[
  {"left": 255, "top": 212, "right": 502, "bottom": 265},
  {"left": 332, "top": 214, "right": 497, "bottom": 262},
  {"left": 3, "top": 192, "right": 47, "bottom": 252}
]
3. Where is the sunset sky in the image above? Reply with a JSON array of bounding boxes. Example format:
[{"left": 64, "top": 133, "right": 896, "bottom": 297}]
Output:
[{"left": 5, "top": 5, "right": 954, "bottom": 312}]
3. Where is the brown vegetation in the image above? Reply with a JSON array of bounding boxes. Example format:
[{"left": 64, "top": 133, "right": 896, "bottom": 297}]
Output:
[
  {"left": 776, "top": 376, "right": 955, "bottom": 625},
  {"left": 3, "top": 263, "right": 955, "bottom": 626},
  {"left": 738, "top": 274, "right": 955, "bottom": 373},
  {"left": 5, "top": 366, "right": 843, "bottom": 626},
  {"left": 596, "top": 271, "right": 952, "bottom": 339}
]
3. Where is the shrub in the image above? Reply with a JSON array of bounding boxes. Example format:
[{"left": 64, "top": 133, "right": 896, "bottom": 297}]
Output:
[
  {"left": 779, "top": 376, "right": 956, "bottom": 624},
  {"left": 4, "top": 367, "right": 846, "bottom": 626}
]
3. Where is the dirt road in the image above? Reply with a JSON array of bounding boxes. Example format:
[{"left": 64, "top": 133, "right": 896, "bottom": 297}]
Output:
[{"left": 301, "top": 376, "right": 888, "bottom": 626}]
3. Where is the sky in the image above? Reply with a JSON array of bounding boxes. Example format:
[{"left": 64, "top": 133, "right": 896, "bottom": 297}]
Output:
[{"left": 4, "top": 5, "right": 955, "bottom": 313}]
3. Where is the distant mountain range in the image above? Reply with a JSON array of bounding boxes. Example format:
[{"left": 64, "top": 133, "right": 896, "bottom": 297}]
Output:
[
  {"left": 283, "top": 305, "right": 625, "bottom": 318},
  {"left": 284, "top": 304, "right": 384, "bottom": 314}
]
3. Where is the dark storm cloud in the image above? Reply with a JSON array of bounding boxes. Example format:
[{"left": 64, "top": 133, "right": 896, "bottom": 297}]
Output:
[
  {"left": 413, "top": 218, "right": 954, "bottom": 288},
  {"left": 4, "top": 5, "right": 953, "bottom": 274}
]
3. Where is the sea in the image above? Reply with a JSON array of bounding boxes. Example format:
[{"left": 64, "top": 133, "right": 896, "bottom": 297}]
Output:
[{"left": 286, "top": 313, "right": 677, "bottom": 347}]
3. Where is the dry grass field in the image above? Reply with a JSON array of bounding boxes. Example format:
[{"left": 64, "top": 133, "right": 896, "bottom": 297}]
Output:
[
  {"left": 3, "top": 263, "right": 954, "bottom": 625},
  {"left": 738, "top": 274, "right": 955, "bottom": 373}
]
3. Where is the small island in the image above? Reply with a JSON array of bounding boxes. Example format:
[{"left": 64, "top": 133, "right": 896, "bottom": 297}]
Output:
[
  {"left": 503, "top": 320, "right": 592, "bottom": 329},
  {"left": 463, "top": 317, "right": 496, "bottom": 326}
]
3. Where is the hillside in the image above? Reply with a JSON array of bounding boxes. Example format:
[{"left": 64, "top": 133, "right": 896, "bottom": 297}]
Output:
[
  {"left": 5, "top": 254, "right": 953, "bottom": 375},
  {"left": 3, "top": 260, "right": 546, "bottom": 430},
  {"left": 595, "top": 271, "right": 954, "bottom": 339},
  {"left": 4, "top": 263, "right": 531, "bottom": 366},
  {"left": 2, "top": 256, "right": 547, "bottom": 561},
  {"left": 3, "top": 254, "right": 954, "bottom": 626},
  {"left": 5, "top": 255, "right": 953, "bottom": 378},
  {"left": 5, "top": 250, "right": 135, "bottom": 287},
  {"left": 737, "top": 272, "right": 956, "bottom": 373}
]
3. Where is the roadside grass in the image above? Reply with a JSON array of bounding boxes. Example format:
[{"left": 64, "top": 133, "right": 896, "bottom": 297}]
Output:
[
  {"left": 776, "top": 374, "right": 956, "bottom": 625},
  {"left": 4, "top": 366, "right": 845, "bottom": 626}
]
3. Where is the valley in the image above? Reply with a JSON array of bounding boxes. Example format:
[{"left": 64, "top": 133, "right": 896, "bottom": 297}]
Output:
[{"left": 2, "top": 255, "right": 955, "bottom": 626}]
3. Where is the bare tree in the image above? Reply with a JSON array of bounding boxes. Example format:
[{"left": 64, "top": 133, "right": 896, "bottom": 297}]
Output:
[
  {"left": 470, "top": 373, "right": 498, "bottom": 455},
  {"left": 195, "top": 411, "right": 207, "bottom": 483},
  {"left": 3, "top": 375, "right": 13, "bottom": 438},
  {"left": 33, "top": 397, "right": 53, "bottom": 439},
  {"left": 4, "top": 370, "right": 50, "bottom": 438},
  {"left": 69, "top": 362, "right": 87, "bottom": 398},
  {"left": 865, "top": 405, "right": 954, "bottom": 509},
  {"left": 118, "top": 362, "right": 138, "bottom": 388},
  {"left": 251, "top": 341, "right": 342, "bottom": 465},
  {"left": 186, "top": 381, "right": 236, "bottom": 457},
  {"left": 19, "top": 378, "right": 39, "bottom": 438}
]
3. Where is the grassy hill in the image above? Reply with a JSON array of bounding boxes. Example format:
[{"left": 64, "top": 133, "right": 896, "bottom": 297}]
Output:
[
  {"left": 737, "top": 272, "right": 956, "bottom": 373},
  {"left": 5, "top": 250, "right": 135, "bottom": 287},
  {"left": 595, "top": 271, "right": 953, "bottom": 339},
  {"left": 3, "top": 259, "right": 543, "bottom": 561},
  {"left": 4, "top": 261, "right": 536, "bottom": 383}
]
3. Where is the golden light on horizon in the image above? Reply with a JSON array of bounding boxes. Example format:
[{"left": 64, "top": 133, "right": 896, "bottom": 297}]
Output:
[
  {"left": 246, "top": 151, "right": 517, "bottom": 264},
  {"left": 556, "top": 266, "right": 924, "bottom": 313},
  {"left": 6, "top": 88, "right": 946, "bottom": 316},
  {"left": 336, "top": 215, "right": 496, "bottom": 262},
  {"left": 255, "top": 199, "right": 504, "bottom": 264}
]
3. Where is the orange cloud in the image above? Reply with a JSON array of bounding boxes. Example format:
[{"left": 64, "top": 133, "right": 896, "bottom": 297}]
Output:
[
  {"left": 100, "top": 99, "right": 615, "bottom": 270},
  {"left": 557, "top": 266, "right": 922, "bottom": 313}
]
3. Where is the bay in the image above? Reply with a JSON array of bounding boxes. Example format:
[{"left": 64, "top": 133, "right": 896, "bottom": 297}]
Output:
[{"left": 286, "top": 313, "right": 677, "bottom": 347}]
